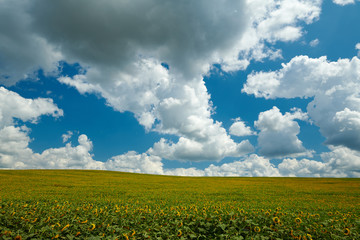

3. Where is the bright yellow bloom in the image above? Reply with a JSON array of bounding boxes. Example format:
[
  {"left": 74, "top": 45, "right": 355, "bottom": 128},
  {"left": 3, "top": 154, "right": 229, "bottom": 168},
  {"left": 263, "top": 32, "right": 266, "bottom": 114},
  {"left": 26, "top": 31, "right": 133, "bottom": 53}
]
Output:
[
  {"left": 273, "top": 217, "right": 280, "bottom": 224},
  {"left": 89, "top": 223, "right": 96, "bottom": 231},
  {"left": 177, "top": 230, "right": 182, "bottom": 237},
  {"left": 61, "top": 224, "right": 70, "bottom": 232},
  {"left": 295, "top": 217, "right": 302, "bottom": 224},
  {"left": 254, "top": 226, "right": 261, "bottom": 232},
  {"left": 344, "top": 228, "right": 350, "bottom": 236}
]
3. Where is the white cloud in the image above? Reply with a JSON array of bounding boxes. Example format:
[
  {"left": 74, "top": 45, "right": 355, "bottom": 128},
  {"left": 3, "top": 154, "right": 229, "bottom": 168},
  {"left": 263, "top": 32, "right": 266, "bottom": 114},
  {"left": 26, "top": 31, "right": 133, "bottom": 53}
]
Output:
[
  {"left": 0, "top": 87, "right": 63, "bottom": 128},
  {"left": 333, "top": 0, "right": 356, "bottom": 5},
  {"left": 278, "top": 158, "right": 330, "bottom": 177},
  {"left": 321, "top": 146, "right": 360, "bottom": 177},
  {"left": 0, "top": 87, "right": 102, "bottom": 170},
  {"left": 0, "top": 0, "right": 323, "bottom": 164},
  {"left": 62, "top": 131, "right": 73, "bottom": 143},
  {"left": 104, "top": 151, "right": 163, "bottom": 175},
  {"left": 204, "top": 154, "right": 280, "bottom": 177},
  {"left": 309, "top": 38, "right": 319, "bottom": 47},
  {"left": 254, "top": 106, "right": 312, "bottom": 158},
  {"left": 229, "top": 118, "right": 256, "bottom": 137},
  {"left": 234, "top": 0, "right": 321, "bottom": 63},
  {"left": 149, "top": 137, "right": 254, "bottom": 162},
  {"left": 356, "top": 43, "right": 360, "bottom": 57},
  {"left": 243, "top": 56, "right": 360, "bottom": 152}
]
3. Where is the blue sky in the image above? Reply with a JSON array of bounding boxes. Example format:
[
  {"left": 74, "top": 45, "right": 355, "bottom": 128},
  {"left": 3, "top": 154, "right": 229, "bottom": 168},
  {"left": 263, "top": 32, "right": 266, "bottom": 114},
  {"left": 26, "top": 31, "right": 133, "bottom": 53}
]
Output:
[{"left": 1, "top": 0, "right": 360, "bottom": 177}]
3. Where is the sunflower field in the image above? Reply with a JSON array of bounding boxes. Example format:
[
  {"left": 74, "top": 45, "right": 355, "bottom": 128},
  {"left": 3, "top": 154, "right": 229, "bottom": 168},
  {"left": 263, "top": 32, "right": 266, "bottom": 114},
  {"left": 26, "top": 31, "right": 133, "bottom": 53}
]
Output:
[{"left": 0, "top": 170, "right": 359, "bottom": 239}]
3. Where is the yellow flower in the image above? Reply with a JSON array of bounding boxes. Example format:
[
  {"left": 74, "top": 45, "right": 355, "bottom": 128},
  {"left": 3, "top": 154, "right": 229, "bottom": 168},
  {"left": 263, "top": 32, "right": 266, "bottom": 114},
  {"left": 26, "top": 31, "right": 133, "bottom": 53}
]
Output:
[
  {"left": 344, "top": 228, "right": 350, "bottom": 236},
  {"left": 177, "top": 230, "right": 182, "bottom": 237},
  {"left": 61, "top": 224, "right": 70, "bottom": 232},
  {"left": 130, "top": 230, "right": 136, "bottom": 237},
  {"left": 254, "top": 226, "right": 261, "bottom": 232},
  {"left": 273, "top": 217, "right": 280, "bottom": 224},
  {"left": 295, "top": 217, "right": 302, "bottom": 224},
  {"left": 89, "top": 223, "right": 96, "bottom": 231}
]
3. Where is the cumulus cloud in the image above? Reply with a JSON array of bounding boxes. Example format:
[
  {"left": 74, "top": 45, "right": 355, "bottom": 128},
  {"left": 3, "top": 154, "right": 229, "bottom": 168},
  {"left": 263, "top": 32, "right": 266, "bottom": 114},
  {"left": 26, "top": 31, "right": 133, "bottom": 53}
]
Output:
[
  {"left": 321, "top": 146, "right": 360, "bottom": 177},
  {"left": 0, "top": 87, "right": 101, "bottom": 169},
  {"left": 309, "top": 38, "right": 319, "bottom": 47},
  {"left": 0, "top": 0, "right": 324, "bottom": 163},
  {"left": 229, "top": 118, "right": 256, "bottom": 137},
  {"left": 356, "top": 43, "right": 360, "bottom": 57},
  {"left": 0, "top": 87, "right": 63, "bottom": 129},
  {"left": 243, "top": 55, "right": 360, "bottom": 152},
  {"left": 204, "top": 154, "right": 280, "bottom": 177},
  {"left": 104, "top": 151, "right": 163, "bottom": 175},
  {"left": 103, "top": 152, "right": 280, "bottom": 177},
  {"left": 254, "top": 107, "right": 312, "bottom": 158},
  {"left": 62, "top": 131, "right": 73, "bottom": 143},
  {"left": 332, "top": 0, "right": 357, "bottom": 5}
]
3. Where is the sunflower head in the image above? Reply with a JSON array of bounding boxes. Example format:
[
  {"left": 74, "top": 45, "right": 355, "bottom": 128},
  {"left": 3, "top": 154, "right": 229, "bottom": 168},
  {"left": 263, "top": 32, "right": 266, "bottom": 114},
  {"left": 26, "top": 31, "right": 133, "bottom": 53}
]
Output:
[{"left": 273, "top": 217, "right": 280, "bottom": 224}]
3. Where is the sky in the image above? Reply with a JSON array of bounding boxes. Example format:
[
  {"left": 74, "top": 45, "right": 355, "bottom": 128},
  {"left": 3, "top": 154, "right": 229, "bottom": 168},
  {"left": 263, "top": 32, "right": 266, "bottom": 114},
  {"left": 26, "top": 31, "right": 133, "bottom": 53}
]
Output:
[{"left": 1, "top": 0, "right": 360, "bottom": 177}]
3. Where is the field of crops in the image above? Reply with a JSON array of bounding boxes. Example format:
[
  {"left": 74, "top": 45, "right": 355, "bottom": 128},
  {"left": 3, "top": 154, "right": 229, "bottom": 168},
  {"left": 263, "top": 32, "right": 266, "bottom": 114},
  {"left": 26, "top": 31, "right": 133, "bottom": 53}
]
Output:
[{"left": 0, "top": 170, "right": 359, "bottom": 239}]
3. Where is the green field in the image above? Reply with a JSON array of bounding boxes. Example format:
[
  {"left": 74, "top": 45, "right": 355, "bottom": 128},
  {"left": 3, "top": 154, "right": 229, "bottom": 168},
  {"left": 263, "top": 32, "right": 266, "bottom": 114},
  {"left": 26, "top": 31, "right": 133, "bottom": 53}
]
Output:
[{"left": 0, "top": 170, "right": 359, "bottom": 239}]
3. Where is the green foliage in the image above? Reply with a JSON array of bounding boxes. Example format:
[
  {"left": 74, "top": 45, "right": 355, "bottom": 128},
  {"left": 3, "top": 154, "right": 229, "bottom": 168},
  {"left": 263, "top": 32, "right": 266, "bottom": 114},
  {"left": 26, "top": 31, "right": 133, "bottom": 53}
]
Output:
[{"left": 0, "top": 170, "right": 359, "bottom": 239}]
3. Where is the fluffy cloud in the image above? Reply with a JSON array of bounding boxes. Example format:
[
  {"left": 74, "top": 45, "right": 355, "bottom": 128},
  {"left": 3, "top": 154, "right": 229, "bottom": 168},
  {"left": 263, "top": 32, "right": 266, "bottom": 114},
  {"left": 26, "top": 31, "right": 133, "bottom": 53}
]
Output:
[
  {"left": 0, "top": 128, "right": 103, "bottom": 170},
  {"left": 62, "top": 131, "right": 73, "bottom": 143},
  {"left": 321, "top": 146, "right": 360, "bottom": 177},
  {"left": 149, "top": 137, "right": 254, "bottom": 162},
  {"left": 356, "top": 43, "right": 360, "bottom": 57},
  {"left": 309, "top": 38, "right": 319, "bottom": 47},
  {"left": 278, "top": 158, "right": 330, "bottom": 177},
  {"left": 0, "top": 0, "right": 323, "bottom": 163},
  {"left": 229, "top": 118, "right": 256, "bottom": 137},
  {"left": 332, "top": 0, "right": 357, "bottom": 5},
  {"left": 254, "top": 107, "right": 312, "bottom": 158},
  {"left": 0, "top": 87, "right": 101, "bottom": 169},
  {"left": 204, "top": 154, "right": 280, "bottom": 177},
  {"left": 0, "top": 87, "right": 63, "bottom": 128},
  {"left": 104, "top": 151, "right": 163, "bottom": 175},
  {"left": 243, "top": 55, "right": 360, "bottom": 152},
  {"left": 102, "top": 152, "right": 280, "bottom": 177}
]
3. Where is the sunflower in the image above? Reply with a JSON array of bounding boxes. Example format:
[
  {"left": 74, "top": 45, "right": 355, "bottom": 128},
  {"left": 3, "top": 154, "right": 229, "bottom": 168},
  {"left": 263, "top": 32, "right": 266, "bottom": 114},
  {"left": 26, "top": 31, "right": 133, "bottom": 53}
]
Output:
[
  {"left": 344, "top": 228, "right": 350, "bottom": 236},
  {"left": 177, "top": 230, "right": 182, "bottom": 237},
  {"left": 254, "top": 226, "right": 261, "bottom": 232},
  {"left": 89, "top": 224, "right": 96, "bottom": 231},
  {"left": 273, "top": 217, "right": 280, "bottom": 224},
  {"left": 61, "top": 224, "right": 70, "bottom": 232},
  {"left": 295, "top": 217, "right": 302, "bottom": 224}
]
